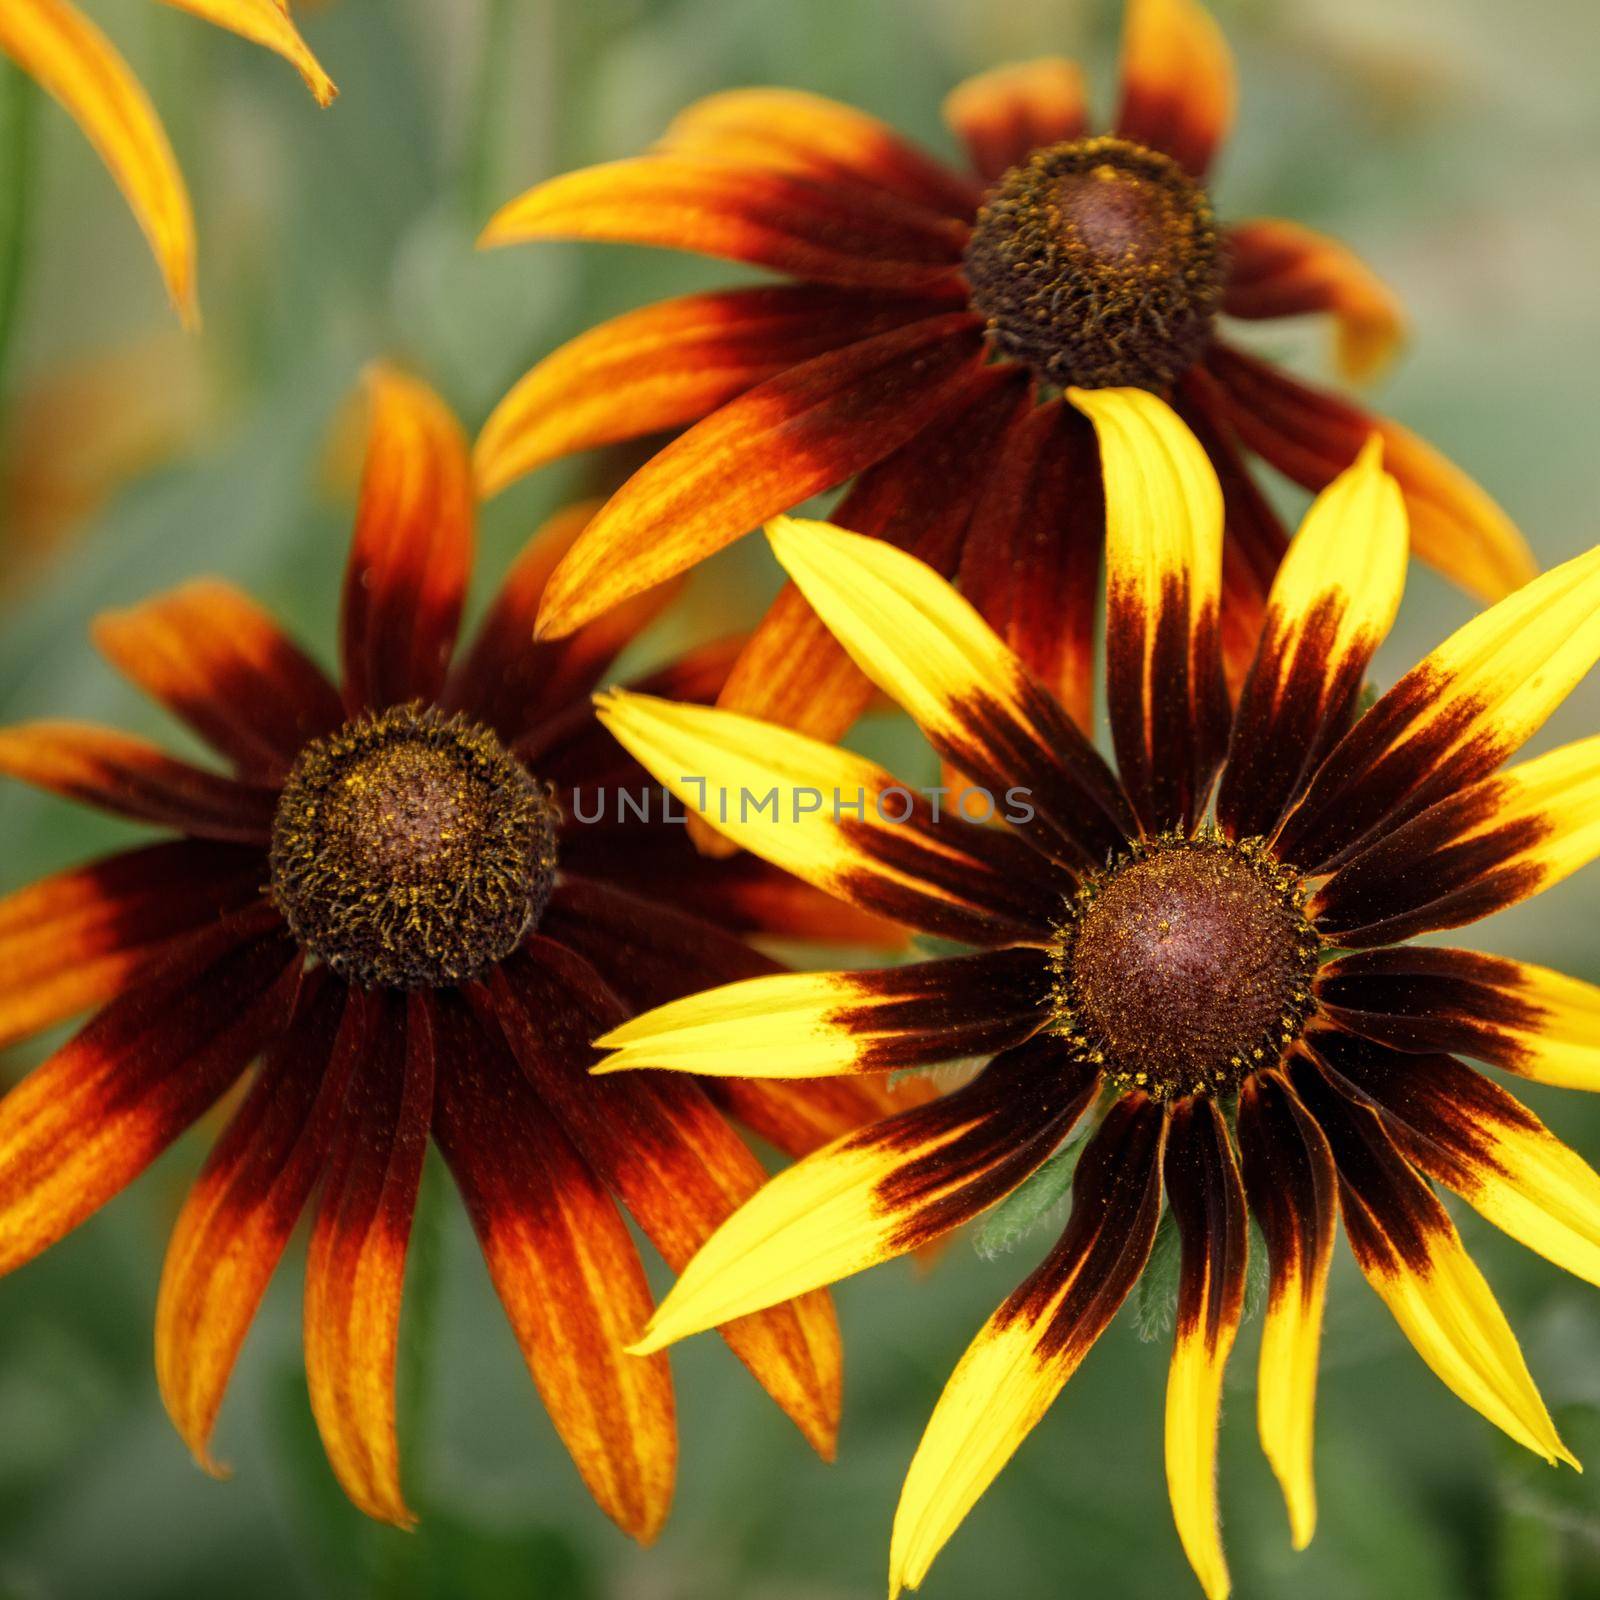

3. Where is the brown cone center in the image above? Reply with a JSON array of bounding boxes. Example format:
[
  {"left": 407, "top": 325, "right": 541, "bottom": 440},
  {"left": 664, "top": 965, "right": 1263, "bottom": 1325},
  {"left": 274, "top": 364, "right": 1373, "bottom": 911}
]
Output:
[
  {"left": 963, "top": 135, "right": 1224, "bottom": 392},
  {"left": 270, "top": 704, "right": 558, "bottom": 990},
  {"left": 1050, "top": 836, "right": 1317, "bottom": 1099}
]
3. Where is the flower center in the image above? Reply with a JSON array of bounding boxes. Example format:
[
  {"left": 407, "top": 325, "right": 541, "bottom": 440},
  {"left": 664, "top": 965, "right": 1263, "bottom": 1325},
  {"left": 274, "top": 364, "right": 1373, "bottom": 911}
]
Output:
[
  {"left": 270, "top": 704, "right": 558, "bottom": 990},
  {"left": 963, "top": 135, "right": 1224, "bottom": 393},
  {"left": 1048, "top": 833, "right": 1318, "bottom": 1100}
]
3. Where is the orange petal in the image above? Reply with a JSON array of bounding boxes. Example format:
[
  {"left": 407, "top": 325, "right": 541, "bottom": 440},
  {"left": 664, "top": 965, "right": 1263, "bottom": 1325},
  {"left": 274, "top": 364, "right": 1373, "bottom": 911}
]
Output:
[
  {"left": 944, "top": 58, "right": 1089, "bottom": 182},
  {"left": 658, "top": 88, "right": 977, "bottom": 217},
  {"left": 1113, "top": 0, "right": 1236, "bottom": 179},
  {"left": 1206, "top": 343, "right": 1536, "bottom": 604},
  {"left": 1224, "top": 219, "right": 1406, "bottom": 384},
  {"left": 0, "top": 720, "right": 277, "bottom": 841},
  {"left": 304, "top": 990, "right": 434, "bottom": 1527},
  {"left": 704, "top": 366, "right": 1021, "bottom": 766},
  {"left": 340, "top": 366, "right": 475, "bottom": 712},
  {"left": 0, "top": 911, "right": 299, "bottom": 1279},
  {"left": 485, "top": 945, "right": 843, "bottom": 1459},
  {"left": 0, "top": 839, "right": 264, "bottom": 1048},
  {"left": 432, "top": 994, "right": 676, "bottom": 1542},
  {"left": 480, "top": 154, "right": 968, "bottom": 287},
  {"left": 0, "top": 0, "right": 196, "bottom": 323},
  {"left": 155, "top": 0, "right": 337, "bottom": 106},
  {"left": 956, "top": 399, "right": 1101, "bottom": 732},
  {"left": 156, "top": 976, "right": 354, "bottom": 1473},
  {"left": 705, "top": 1073, "right": 938, "bottom": 1162},
  {"left": 534, "top": 315, "right": 985, "bottom": 639},
  {"left": 92, "top": 579, "right": 343, "bottom": 780},
  {"left": 474, "top": 287, "right": 940, "bottom": 498}
]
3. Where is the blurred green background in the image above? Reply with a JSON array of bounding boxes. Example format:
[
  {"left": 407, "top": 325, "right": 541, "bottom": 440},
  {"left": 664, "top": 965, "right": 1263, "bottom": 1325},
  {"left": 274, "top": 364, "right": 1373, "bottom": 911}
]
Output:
[{"left": 4, "top": 0, "right": 1600, "bottom": 1596}]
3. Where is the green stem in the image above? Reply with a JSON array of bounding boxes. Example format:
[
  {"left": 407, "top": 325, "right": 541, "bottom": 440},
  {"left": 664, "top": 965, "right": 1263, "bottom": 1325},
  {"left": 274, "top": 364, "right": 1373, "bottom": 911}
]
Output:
[{"left": 0, "top": 62, "right": 38, "bottom": 408}]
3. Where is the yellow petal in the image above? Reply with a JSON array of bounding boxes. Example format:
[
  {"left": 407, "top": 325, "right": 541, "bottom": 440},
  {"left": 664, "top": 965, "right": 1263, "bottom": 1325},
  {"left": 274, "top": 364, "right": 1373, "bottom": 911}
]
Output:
[
  {"left": 765, "top": 514, "right": 1132, "bottom": 871},
  {"left": 595, "top": 949, "right": 1049, "bottom": 1079},
  {"left": 1278, "top": 542, "right": 1600, "bottom": 869},
  {"left": 889, "top": 1096, "right": 1165, "bottom": 1597},
  {"left": 156, "top": 0, "right": 336, "bottom": 105},
  {"left": 1069, "top": 386, "right": 1227, "bottom": 833},
  {"left": 0, "top": 0, "right": 196, "bottom": 323},
  {"left": 1237, "top": 1072, "right": 1335, "bottom": 1552},
  {"left": 593, "top": 689, "right": 1059, "bottom": 947},
  {"left": 1219, "top": 435, "right": 1408, "bottom": 839},
  {"left": 632, "top": 1048, "right": 1095, "bottom": 1356}
]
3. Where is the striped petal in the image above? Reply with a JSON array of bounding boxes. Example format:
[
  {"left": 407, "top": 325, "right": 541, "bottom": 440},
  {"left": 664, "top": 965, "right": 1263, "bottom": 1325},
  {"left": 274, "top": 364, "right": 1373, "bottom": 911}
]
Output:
[
  {"left": 594, "top": 948, "right": 1051, "bottom": 1079},
  {"left": 1113, "top": 0, "right": 1235, "bottom": 178},
  {"left": 1223, "top": 219, "right": 1406, "bottom": 384},
  {"left": 593, "top": 689, "right": 1066, "bottom": 946},
  {"left": 1070, "top": 386, "right": 1229, "bottom": 834},
  {"left": 1274, "top": 542, "right": 1600, "bottom": 872},
  {"left": 1173, "top": 369, "right": 1290, "bottom": 697},
  {"left": 705, "top": 367, "right": 1023, "bottom": 749},
  {"left": 1317, "top": 946, "right": 1600, "bottom": 1092},
  {"left": 954, "top": 400, "right": 1104, "bottom": 733},
  {"left": 0, "top": 0, "right": 196, "bottom": 323},
  {"left": 486, "top": 945, "right": 842, "bottom": 1460},
  {"left": 304, "top": 991, "right": 434, "bottom": 1527},
  {"left": 479, "top": 155, "right": 968, "bottom": 285},
  {"left": 155, "top": 976, "right": 352, "bottom": 1472},
  {"left": 1206, "top": 344, "right": 1536, "bottom": 605},
  {"left": 340, "top": 366, "right": 475, "bottom": 713},
  {"left": 657, "top": 88, "right": 977, "bottom": 217},
  {"left": 474, "top": 288, "right": 946, "bottom": 498},
  {"left": 92, "top": 579, "right": 343, "bottom": 779},
  {"left": 767, "top": 513, "right": 1133, "bottom": 871},
  {"left": 631, "top": 1039, "right": 1098, "bottom": 1355},
  {"left": 533, "top": 316, "right": 985, "bottom": 639},
  {"left": 430, "top": 993, "right": 675, "bottom": 1542},
  {"left": 1217, "top": 436, "right": 1407, "bottom": 841},
  {"left": 1311, "top": 1028, "right": 1600, "bottom": 1291},
  {"left": 156, "top": 0, "right": 336, "bottom": 106},
  {"left": 943, "top": 58, "right": 1090, "bottom": 182},
  {"left": 1163, "top": 1097, "right": 1247, "bottom": 1600},
  {"left": 1237, "top": 1070, "right": 1334, "bottom": 1551},
  {"left": 0, "top": 911, "right": 299, "bottom": 1278},
  {"left": 0, "top": 720, "right": 276, "bottom": 841},
  {"left": 888, "top": 1095, "right": 1165, "bottom": 1598},
  {"left": 1311, "top": 735, "right": 1600, "bottom": 946},
  {"left": 0, "top": 839, "right": 263, "bottom": 1048},
  {"left": 444, "top": 509, "right": 681, "bottom": 748},
  {"left": 1291, "top": 1052, "right": 1575, "bottom": 1468}
]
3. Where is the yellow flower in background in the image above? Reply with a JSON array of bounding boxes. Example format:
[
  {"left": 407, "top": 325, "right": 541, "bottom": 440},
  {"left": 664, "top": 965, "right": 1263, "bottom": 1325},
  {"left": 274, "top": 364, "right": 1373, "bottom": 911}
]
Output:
[
  {"left": 594, "top": 389, "right": 1600, "bottom": 1597},
  {"left": 0, "top": 0, "right": 336, "bottom": 325}
]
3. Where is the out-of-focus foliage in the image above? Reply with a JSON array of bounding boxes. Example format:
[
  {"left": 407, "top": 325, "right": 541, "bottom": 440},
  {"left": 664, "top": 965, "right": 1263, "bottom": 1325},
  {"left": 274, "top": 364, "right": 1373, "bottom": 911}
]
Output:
[{"left": 2, "top": 1, "right": 1600, "bottom": 1597}]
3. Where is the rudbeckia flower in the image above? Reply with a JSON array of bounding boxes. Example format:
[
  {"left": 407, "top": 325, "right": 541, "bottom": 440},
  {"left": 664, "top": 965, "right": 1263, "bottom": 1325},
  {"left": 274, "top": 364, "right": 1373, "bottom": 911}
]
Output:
[
  {"left": 593, "top": 388, "right": 1600, "bottom": 1597},
  {"left": 0, "top": 0, "right": 337, "bottom": 325},
  {"left": 0, "top": 365, "right": 911, "bottom": 1539},
  {"left": 479, "top": 0, "right": 1533, "bottom": 746}
]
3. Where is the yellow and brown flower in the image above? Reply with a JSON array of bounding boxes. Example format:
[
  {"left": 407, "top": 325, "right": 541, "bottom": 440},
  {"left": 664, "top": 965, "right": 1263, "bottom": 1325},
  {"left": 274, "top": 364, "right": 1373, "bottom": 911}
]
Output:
[
  {"left": 477, "top": 0, "right": 1533, "bottom": 748},
  {"left": 593, "top": 388, "right": 1600, "bottom": 1597},
  {"left": 0, "top": 0, "right": 336, "bottom": 324},
  {"left": 0, "top": 365, "right": 914, "bottom": 1539}
]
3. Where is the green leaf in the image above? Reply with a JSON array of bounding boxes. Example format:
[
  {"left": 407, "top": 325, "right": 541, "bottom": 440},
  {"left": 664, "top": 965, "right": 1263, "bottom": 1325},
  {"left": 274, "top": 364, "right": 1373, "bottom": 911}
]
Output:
[
  {"left": 972, "top": 1137, "right": 1086, "bottom": 1262},
  {"left": 1133, "top": 1208, "right": 1180, "bottom": 1343}
]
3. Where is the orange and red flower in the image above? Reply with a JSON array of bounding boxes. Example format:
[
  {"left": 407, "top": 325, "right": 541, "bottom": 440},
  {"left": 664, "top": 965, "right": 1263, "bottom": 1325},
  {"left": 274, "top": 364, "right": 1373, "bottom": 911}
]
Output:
[
  {"left": 477, "top": 0, "right": 1532, "bottom": 746},
  {"left": 0, "top": 366, "right": 910, "bottom": 1539}
]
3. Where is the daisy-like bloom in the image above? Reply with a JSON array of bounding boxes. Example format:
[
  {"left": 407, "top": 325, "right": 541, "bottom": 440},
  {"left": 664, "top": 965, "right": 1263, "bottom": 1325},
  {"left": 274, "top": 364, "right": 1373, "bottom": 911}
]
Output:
[
  {"left": 0, "top": 366, "right": 914, "bottom": 1540},
  {"left": 0, "top": 0, "right": 336, "bottom": 325},
  {"left": 593, "top": 388, "right": 1600, "bottom": 1597},
  {"left": 478, "top": 0, "right": 1534, "bottom": 747}
]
